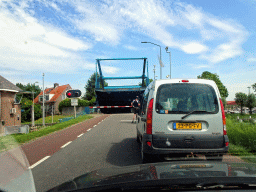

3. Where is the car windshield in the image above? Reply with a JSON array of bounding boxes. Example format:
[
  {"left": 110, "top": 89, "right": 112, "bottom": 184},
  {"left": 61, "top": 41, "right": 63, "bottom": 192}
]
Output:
[
  {"left": 0, "top": 0, "right": 256, "bottom": 192},
  {"left": 156, "top": 83, "right": 219, "bottom": 114}
]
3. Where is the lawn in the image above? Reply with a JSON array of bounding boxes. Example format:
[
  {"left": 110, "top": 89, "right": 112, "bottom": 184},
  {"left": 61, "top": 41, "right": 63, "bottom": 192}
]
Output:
[
  {"left": 22, "top": 115, "right": 73, "bottom": 124},
  {"left": 0, "top": 114, "right": 93, "bottom": 152}
]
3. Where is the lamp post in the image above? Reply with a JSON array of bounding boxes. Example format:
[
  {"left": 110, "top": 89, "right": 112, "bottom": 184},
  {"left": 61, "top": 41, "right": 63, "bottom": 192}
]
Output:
[
  {"left": 141, "top": 42, "right": 162, "bottom": 79},
  {"left": 42, "top": 73, "right": 45, "bottom": 127},
  {"left": 248, "top": 87, "right": 251, "bottom": 95},
  {"left": 153, "top": 65, "right": 156, "bottom": 80},
  {"left": 165, "top": 46, "right": 171, "bottom": 79},
  {"left": 32, "top": 81, "right": 39, "bottom": 127}
]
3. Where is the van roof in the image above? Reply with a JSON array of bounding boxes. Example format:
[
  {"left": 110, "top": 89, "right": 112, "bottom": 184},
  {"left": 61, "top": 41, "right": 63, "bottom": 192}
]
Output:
[
  {"left": 155, "top": 78, "right": 216, "bottom": 85},
  {"left": 154, "top": 79, "right": 220, "bottom": 96}
]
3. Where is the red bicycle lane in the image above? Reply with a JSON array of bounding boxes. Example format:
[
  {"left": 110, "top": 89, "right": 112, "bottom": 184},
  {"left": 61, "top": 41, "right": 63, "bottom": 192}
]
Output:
[{"left": 21, "top": 114, "right": 110, "bottom": 167}]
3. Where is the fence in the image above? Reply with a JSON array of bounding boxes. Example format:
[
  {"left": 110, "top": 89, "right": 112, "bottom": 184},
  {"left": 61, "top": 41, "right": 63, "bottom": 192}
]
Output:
[{"left": 4, "top": 125, "right": 29, "bottom": 135}]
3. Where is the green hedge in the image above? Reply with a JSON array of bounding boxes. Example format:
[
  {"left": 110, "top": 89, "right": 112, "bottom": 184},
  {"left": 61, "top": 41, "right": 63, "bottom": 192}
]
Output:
[
  {"left": 58, "top": 98, "right": 95, "bottom": 113},
  {"left": 227, "top": 117, "right": 256, "bottom": 152}
]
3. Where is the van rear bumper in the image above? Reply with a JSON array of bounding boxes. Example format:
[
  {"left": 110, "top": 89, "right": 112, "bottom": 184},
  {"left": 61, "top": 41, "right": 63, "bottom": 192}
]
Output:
[{"left": 142, "top": 134, "right": 229, "bottom": 155}]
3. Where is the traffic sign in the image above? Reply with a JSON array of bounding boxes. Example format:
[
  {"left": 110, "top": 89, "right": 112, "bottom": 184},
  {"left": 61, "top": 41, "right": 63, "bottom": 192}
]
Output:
[{"left": 71, "top": 98, "right": 78, "bottom": 106}]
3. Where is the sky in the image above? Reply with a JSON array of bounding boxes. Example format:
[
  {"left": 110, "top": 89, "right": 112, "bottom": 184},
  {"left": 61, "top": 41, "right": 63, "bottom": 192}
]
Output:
[{"left": 0, "top": 0, "right": 255, "bottom": 101}]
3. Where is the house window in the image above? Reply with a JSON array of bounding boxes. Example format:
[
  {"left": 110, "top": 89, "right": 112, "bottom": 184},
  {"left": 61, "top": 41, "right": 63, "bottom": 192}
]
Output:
[
  {"left": 39, "top": 96, "right": 43, "bottom": 102},
  {"left": 62, "top": 94, "right": 65, "bottom": 100},
  {"left": 39, "top": 95, "right": 50, "bottom": 102}
]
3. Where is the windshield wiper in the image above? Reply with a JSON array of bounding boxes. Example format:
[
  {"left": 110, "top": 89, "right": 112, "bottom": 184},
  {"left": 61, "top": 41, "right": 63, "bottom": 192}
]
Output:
[{"left": 182, "top": 110, "right": 214, "bottom": 119}]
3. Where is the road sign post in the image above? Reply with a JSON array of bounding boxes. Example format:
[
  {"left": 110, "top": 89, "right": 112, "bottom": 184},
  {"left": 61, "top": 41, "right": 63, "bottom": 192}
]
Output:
[{"left": 71, "top": 98, "right": 78, "bottom": 118}]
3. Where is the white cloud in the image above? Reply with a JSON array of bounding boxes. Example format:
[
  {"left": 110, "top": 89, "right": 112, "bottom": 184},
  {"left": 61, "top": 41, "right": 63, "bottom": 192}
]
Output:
[
  {"left": 101, "top": 66, "right": 120, "bottom": 74},
  {"left": 70, "top": 1, "right": 122, "bottom": 45},
  {"left": 124, "top": 45, "right": 138, "bottom": 50},
  {"left": 44, "top": 32, "right": 90, "bottom": 51},
  {"left": 0, "top": 1, "right": 93, "bottom": 75},
  {"left": 247, "top": 58, "right": 256, "bottom": 62},
  {"left": 192, "top": 65, "right": 210, "bottom": 69},
  {"left": 181, "top": 42, "right": 208, "bottom": 54}
]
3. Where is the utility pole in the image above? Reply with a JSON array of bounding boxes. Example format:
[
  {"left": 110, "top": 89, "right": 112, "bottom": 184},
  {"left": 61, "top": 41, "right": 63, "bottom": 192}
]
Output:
[
  {"left": 32, "top": 81, "right": 38, "bottom": 127},
  {"left": 42, "top": 73, "right": 45, "bottom": 127},
  {"left": 165, "top": 46, "right": 171, "bottom": 79},
  {"left": 153, "top": 65, "right": 156, "bottom": 80},
  {"left": 248, "top": 87, "right": 251, "bottom": 95}
]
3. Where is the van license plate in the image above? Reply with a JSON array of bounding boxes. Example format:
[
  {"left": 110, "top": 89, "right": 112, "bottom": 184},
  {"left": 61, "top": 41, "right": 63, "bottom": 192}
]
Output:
[{"left": 173, "top": 123, "right": 202, "bottom": 130}]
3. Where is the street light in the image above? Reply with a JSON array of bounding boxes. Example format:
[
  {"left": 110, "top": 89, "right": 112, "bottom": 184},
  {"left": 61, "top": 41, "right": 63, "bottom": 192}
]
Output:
[
  {"left": 248, "top": 87, "right": 251, "bottom": 95},
  {"left": 165, "top": 46, "right": 171, "bottom": 79},
  {"left": 153, "top": 65, "right": 156, "bottom": 80},
  {"left": 42, "top": 73, "right": 45, "bottom": 127},
  {"left": 32, "top": 81, "right": 39, "bottom": 127},
  {"left": 141, "top": 41, "right": 162, "bottom": 79}
]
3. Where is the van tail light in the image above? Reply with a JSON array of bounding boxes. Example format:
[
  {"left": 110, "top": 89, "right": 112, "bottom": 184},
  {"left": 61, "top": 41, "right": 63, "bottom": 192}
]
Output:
[
  {"left": 182, "top": 80, "right": 189, "bottom": 82},
  {"left": 219, "top": 99, "right": 227, "bottom": 135},
  {"left": 146, "top": 99, "right": 154, "bottom": 134}
]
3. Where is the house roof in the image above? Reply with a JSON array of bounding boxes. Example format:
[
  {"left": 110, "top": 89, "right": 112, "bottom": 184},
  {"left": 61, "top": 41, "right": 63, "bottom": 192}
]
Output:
[
  {"left": 0, "top": 75, "right": 22, "bottom": 92},
  {"left": 34, "top": 84, "right": 71, "bottom": 103},
  {"left": 227, "top": 101, "right": 237, "bottom": 105}
]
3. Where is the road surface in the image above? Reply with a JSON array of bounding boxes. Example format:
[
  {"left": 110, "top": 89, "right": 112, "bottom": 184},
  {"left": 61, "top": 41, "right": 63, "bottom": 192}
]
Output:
[{"left": 22, "top": 113, "right": 243, "bottom": 192}]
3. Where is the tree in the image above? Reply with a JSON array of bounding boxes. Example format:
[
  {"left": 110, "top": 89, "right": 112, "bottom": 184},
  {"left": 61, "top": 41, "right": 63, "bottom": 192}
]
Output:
[
  {"left": 235, "top": 92, "right": 248, "bottom": 114},
  {"left": 138, "top": 79, "right": 153, "bottom": 86},
  {"left": 16, "top": 83, "right": 41, "bottom": 101},
  {"left": 197, "top": 71, "right": 228, "bottom": 98},
  {"left": 20, "top": 98, "right": 41, "bottom": 123},
  {"left": 252, "top": 83, "right": 256, "bottom": 93},
  {"left": 84, "top": 72, "right": 108, "bottom": 100},
  {"left": 222, "top": 97, "right": 227, "bottom": 109},
  {"left": 246, "top": 93, "right": 256, "bottom": 114}
]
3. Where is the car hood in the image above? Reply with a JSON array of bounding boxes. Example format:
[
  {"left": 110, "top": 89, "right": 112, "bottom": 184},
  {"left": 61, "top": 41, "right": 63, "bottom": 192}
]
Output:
[{"left": 48, "top": 160, "right": 256, "bottom": 192}]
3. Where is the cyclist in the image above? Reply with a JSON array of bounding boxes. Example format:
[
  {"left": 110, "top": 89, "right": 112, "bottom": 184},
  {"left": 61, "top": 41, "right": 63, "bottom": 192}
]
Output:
[{"left": 131, "top": 96, "right": 140, "bottom": 123}]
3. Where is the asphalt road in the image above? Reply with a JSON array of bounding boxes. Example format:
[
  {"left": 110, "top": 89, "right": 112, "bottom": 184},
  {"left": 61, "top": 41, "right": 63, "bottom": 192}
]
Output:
[
  {"left": 29, "top": 113, "right": 244, "bottom": 192},
  {"left": 31, "top": 113, "right": 141, "bottom": 192}
]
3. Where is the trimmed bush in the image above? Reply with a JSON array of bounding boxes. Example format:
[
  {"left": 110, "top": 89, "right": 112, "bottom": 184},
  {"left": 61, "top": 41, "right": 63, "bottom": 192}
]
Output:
[{"left": 58, "top": 98, "right": 93, "bottom": 113}]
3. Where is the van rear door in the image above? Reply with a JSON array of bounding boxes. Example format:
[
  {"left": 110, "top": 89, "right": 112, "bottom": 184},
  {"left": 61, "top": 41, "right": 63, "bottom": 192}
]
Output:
[{"left": 152, "top": 82, "right": 224, "bottom": 149}]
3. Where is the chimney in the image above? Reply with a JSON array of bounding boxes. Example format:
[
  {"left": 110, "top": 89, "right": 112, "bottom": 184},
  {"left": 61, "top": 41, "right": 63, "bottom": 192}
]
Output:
[{"left": 54, "top": 83, "right": 59, "bottom": 88}]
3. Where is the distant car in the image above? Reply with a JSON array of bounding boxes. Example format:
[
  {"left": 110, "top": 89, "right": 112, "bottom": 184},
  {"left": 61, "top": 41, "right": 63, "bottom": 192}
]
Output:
[{"left": 136, "top": 79, "right": 229, "bottom": 163}]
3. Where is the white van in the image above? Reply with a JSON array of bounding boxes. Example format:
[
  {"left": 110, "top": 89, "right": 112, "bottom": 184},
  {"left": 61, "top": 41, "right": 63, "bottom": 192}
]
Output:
[{"left": 136, "top": 79, "right": 229, "bottom": 163}]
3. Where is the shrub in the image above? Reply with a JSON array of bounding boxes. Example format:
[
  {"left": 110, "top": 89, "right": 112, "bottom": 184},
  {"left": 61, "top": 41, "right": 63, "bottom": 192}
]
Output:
[
  {"left": 58, "top": 98, "right": 71, "bottom": 113},
  {"left": 227, "top": 116, "right": 256, "bottom": 151},
  {"left": 58, "top": 98, "right": 91, "bottom": 113},
  {"left": 21, "top": 98, "right": 42, "bottom": 123}
]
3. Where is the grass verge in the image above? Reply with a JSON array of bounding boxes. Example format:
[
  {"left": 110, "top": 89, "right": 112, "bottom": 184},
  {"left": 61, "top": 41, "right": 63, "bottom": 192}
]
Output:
[
  {"left": 22, "top": 115, "right": 73, "bottom": 124},
  {"left": 0, "top": 114, "right": 93, "bottom": 152}
]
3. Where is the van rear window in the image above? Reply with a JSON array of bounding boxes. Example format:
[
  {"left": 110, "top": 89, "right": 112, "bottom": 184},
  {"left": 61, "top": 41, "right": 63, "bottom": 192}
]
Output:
[{"left": 155, "top": 83, "right": 219, "bottom": 114}]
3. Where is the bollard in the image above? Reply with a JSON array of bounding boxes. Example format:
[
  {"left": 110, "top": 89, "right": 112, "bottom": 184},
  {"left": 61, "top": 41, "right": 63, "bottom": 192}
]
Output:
[{"left": 237, "top": 116, "right": 239, "bottom": 120}]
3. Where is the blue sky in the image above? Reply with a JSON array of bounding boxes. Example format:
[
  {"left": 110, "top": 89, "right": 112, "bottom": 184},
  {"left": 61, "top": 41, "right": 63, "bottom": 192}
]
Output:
[{"left": 0, "top": 0, "right": 255, "bottom": 101}]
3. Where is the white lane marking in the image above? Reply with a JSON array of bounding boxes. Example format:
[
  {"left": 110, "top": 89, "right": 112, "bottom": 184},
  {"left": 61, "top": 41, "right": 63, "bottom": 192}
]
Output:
[
  {"left": 120, "top": 120, "right": 133, "bottom": 122},
  {"left": 29, "top": 156, "right": 50, "bottom": 169},
  {"left": 87, "top": 128, "right": 92, "bottom": 131},
  {"left": 77, "top": 133, "right": 84, "bottom": 137},
  {"left": 60, "top": 141, "right": 72, "bottom": 149},
  {"left": 93, "top": 125, "right": 97, "bottom": 127}
]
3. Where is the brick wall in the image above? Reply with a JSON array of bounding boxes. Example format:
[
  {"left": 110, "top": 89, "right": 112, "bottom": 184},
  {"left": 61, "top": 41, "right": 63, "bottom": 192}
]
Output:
[{"left": 0, "top": 91, "right": 21, "bottom": 127}]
